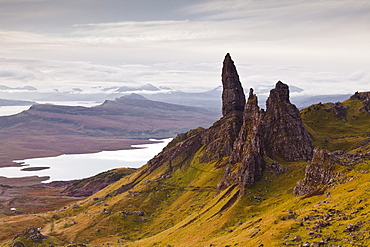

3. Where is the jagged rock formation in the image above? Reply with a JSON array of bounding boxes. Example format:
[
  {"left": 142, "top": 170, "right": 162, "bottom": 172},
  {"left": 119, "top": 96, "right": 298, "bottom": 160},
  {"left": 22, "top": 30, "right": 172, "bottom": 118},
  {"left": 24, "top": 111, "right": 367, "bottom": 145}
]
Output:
[
  {"left": 263, "top": 81, "right": 313, "bottom": 162},
  {"left": 200, "top": 54, "right": 245, "bottom": 163},
  {"left": 11, "top": 227, "right": 46, "bottom": 245},
  {"left": 143, "top": 54, "right": 245, "bottom": 174},
  {"left": 221, "top": 53, "right": 246, "bottom": 117},
  {"left": 294, "top": 148, "right": 343, "bottom": 196},
  {"left": 219, "top": 88, "right": 265, "bottom": 189},
  {"left": 219, "top": 81, "right": 313, "bottom": 189},
  {"left": 142, "top": 54, "right": 313, "bottom": 191}
]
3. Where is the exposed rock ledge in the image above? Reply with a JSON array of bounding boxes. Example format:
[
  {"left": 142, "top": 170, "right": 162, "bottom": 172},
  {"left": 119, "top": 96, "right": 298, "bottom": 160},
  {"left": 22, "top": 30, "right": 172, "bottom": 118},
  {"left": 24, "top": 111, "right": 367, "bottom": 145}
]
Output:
[{"left": 294, "top": 148, "right": 343, "bottom": 196}]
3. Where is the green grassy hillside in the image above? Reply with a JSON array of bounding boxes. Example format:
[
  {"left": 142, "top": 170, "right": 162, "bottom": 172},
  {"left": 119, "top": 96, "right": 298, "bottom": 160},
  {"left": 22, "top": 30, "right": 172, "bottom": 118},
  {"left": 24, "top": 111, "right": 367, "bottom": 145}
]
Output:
[
  {"left": 1, "top": 94, "right": 370, "bottom": 246},
  {"left": 301, "top": 97, "right": 370, "bottom": 152},
  {"left": 4, "top": 151, "right": 368, "bottom": 246}
]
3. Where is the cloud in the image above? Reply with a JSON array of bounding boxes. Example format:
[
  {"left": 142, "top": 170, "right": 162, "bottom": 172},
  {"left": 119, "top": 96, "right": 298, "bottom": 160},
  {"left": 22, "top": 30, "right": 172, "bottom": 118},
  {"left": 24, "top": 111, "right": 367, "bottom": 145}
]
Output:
[
  {"left": 0, "top": 57, "right": 220, "bottom": 92},
  {"left": 348, "top": 71, "right": 367, "bottom": 81},
  {"left": 0, "top": 1, "right": 369, "bottom": 96},
  {"left": 71, "top": 19, "right": 236, "bottom": 45}
]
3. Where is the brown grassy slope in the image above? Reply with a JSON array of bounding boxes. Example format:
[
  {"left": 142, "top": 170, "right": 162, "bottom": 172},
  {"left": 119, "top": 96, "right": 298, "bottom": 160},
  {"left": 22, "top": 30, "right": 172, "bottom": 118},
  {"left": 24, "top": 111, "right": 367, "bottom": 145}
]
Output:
[{"left": 0, "top": 182, "right": 80, "bottom": 218}]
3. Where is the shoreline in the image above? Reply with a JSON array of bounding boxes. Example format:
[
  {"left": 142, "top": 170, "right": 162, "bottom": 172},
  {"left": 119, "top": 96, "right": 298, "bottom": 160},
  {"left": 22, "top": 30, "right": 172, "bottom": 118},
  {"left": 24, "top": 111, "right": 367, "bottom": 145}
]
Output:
[
  {"left": 0, "top": 138, "right": 171, "bottom": 186},
  {"left": 0, "top": 138, "right": 159, "bottom": 169}
]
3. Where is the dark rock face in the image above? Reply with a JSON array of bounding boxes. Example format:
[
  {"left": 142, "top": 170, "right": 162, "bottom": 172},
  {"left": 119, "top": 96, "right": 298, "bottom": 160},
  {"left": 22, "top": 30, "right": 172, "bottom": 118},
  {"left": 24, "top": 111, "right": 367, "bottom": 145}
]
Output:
[
  {"left": 221, "top": 53, "right": 246, "bottom": 117},
  {"left": 147, "top": 130, "right": 203, "bottom": 173},
  {"left": 294, "top": 148, "right": 342, "bottom": 196},
  {"left": 200, "top": 115, "right": 244, "bottom": 163},
  {"left": 220, "top": 81, "right": 314, "bottom": 190},
  {"left": 263, "top": 81, "right": 313, "bottom": 162},
  {"left": 200, "top": 54, "right": 245, "bottom": 163},
  {"left": 141, "top": 54, "right": 314, "bottom": 191},
  {"left": 219, "top": 89, "right": 265, "bottom": 189}
]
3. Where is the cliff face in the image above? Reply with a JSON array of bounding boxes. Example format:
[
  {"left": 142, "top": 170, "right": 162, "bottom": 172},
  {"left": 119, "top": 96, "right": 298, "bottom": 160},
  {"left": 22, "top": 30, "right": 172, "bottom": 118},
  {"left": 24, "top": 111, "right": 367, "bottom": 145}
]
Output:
[
  {"left": 218, "top": 81, "right": 313, "bottom": 190},
  {"left": 219, "top": 89, "right": 265, "bottom": 189},
  {"left": 145, "top": 54, "right": 313, "bottom": 191},
  {"left": 221, "top": 53, "right": 246, "bottom": 117},
  {"left": 263, "top": 81, "right": 313, "bottom": 162},
  {"left": 200, "top": 53, "right": 245, "bottom": 163}
]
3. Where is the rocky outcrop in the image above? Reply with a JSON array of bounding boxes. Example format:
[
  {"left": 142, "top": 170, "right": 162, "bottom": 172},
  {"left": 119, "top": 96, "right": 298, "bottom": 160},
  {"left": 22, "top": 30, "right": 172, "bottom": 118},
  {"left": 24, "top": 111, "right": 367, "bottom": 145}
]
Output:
[
  {"left": 294, "top": 148, "right": 343, "bottom": 196},
  {"left": 142, "top": 54, "right": 314, "bottom": 192},
  {"left": 220, "top": 81, "right": 314, "bottom": 190},
  {"left": 12, "top": 227, "right": 46, "bottom": 245},
  {"left": 350, "top": 91, "right": 370, "bottom": 113},
  {"left": 221, "top": 53, "right": 246, "bottom": 117},
  {"left": 328, "top": 102, "right": 348, "bottom": 119},
  {"left": 263, "top": 81, "right": 313, "bottom": 162},
  {"left": 200, "top": 54, "right": 245, "bottom": 163},
  {"left": 219, "top": 89, "right": 265, "bottom": 189}
]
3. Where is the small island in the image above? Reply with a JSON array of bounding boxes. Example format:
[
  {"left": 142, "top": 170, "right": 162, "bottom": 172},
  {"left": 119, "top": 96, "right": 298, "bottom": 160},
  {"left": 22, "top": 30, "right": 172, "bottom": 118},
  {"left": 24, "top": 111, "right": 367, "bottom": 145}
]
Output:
[{"left": 20, "top": 166, "right": 50, "bottom": 172}]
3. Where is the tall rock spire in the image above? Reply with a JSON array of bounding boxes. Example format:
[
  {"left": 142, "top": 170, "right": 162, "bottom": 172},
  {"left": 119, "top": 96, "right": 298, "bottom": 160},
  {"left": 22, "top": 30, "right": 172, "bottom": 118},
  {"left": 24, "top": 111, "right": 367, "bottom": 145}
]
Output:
[
  {"left": 200, "top": 53, "right": 245, "bottom": 163},
  {"left": 263, "top": 81, "right": 313, "bottom": 161},
  {"left": 219, "top": 88, "right": 265, "bottom": 190},
  {"left": 145, "top": 55, "right": 313, "bottom": 194},
  {"left": 220, "top": 81, "right": 314, "bottom": 191},
  {"left": 221, "top": 53, "right": 246, "bottom": 117}
]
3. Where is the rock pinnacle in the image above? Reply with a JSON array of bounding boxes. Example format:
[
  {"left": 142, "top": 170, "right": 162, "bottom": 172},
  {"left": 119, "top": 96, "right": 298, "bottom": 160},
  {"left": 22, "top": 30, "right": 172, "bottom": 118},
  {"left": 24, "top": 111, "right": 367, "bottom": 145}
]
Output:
[{"left": 221, "top": 53, "right": 246, "bottom": 117}]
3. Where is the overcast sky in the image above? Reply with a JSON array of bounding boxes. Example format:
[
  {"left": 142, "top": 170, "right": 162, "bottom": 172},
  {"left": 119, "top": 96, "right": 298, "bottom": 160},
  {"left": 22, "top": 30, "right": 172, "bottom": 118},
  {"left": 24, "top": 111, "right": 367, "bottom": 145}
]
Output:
[{"left": 0, "top": 0, "right": 369, "bottom": 95}]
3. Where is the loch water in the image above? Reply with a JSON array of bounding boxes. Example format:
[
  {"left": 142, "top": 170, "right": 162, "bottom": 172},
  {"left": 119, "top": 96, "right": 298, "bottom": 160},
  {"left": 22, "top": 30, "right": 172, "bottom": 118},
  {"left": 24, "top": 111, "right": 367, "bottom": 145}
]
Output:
[{"left": 0, "top": 138, "right": 172, "bottom": 182}]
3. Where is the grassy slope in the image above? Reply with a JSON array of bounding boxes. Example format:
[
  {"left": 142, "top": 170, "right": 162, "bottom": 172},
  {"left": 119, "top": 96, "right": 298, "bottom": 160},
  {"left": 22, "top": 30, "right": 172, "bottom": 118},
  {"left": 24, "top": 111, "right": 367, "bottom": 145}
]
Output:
[
  {"left": 301, "top": 98, "right": 370, "bottom": 152},
  {"left": 20, "top": 153, "right": 369, "bottom": 247},
  {"left": 1, "top": 96, "right": 370, "bottom": 246}
]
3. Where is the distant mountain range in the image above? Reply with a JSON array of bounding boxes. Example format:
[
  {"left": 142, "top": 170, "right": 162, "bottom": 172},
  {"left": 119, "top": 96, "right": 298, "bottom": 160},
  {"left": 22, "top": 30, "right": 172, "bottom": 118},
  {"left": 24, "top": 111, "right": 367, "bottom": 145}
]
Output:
[
  {"left": 0, "top": 98, "right": 36, "bottom": 106},
  {"left": 0, "top": 85, "right": 37, "bottom": 91},
  {"left": 0, "top": 83, "right": 352, "bottom": 110},
  {"left": 0, "top": 95, "right": 220, "bottom": 167}
]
